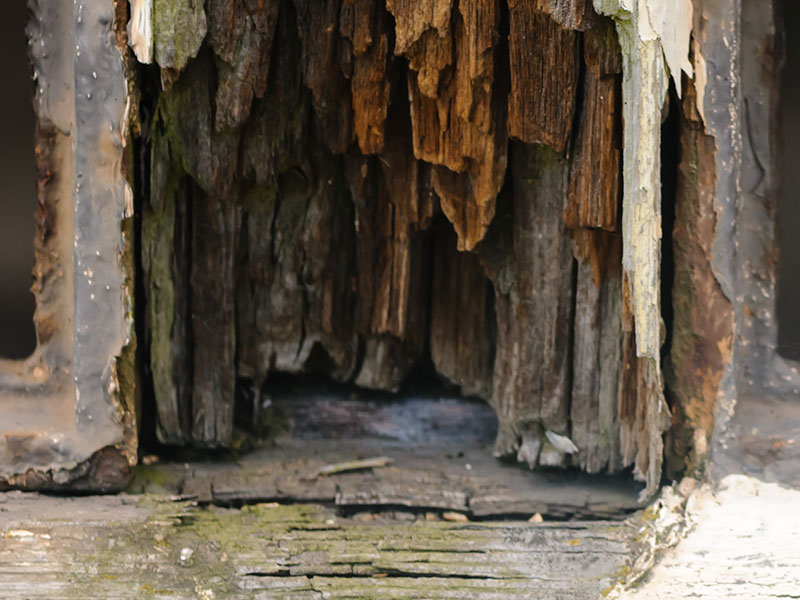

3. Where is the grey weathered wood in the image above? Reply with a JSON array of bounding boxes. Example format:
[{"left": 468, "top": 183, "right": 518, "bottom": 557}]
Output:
[
  {"left": 570, "top": 248, "right": 624, "bottom": 474},
  {"left": 127, "top": 394, "right": 642, "bottom": 519},
  {"left": 484, "top": 143, "right": 575, "bottom": 468},
  {"left": 0, "top": 492, "right": 641, "bottom": 599}
]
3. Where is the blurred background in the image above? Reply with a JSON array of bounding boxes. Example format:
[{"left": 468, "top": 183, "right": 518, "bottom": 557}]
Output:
[
  {"left": 0, "top": 1, "right": 37, "bottom": 359},
  {"left": 778, "top": 0, "right": 800, "bottom": 361}
]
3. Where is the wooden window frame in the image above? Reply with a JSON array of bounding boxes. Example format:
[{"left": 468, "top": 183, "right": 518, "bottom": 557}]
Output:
[{"left": 0, "top": 1, "right": 136, "bottom": 491}]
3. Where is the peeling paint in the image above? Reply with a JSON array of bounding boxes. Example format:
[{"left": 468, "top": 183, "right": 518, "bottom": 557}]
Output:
[
  {"left": 128, "top": 0, "right": 153, "bottom": 64},
  {"left": 692, "top": 38, "right": 707, "bottom": 126},
  {"left": 593, "top": 0, "right": 676, "bottom": 498},
  {"left": 640, "top": 0, "right": 694, "bottom": 96}
]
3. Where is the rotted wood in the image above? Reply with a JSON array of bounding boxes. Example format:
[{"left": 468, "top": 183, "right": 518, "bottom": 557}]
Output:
[
  {"left": 137, "top": 0, "right": 653, "bottom": 488},
  {"left": 569, "top": 230, "right": 625, "bottom": 474},
  {"left": 507, "top": 1, "right": 580, "bottom": 152},
  {"left": 127, "top": 392, "right": 642, "bottom": 519},
  {"left": 665, "top": 84, "right": 733, "bottom": 480},
  {"left": 0, "top": 492, "right": 642, "bottom": 599},
  {"left": 534, "top": 0, "right": 597, "bottom": 30},
  {"left": 483, "top": 143, "right": 574, "bottom": 468},
  {"left": 430, "top": 222, "right": 494, "bottom": 399},
  {"left": 564, "top": 18, "right": 622, "bottom": 231},
  {"left": 207, "top": 0, "right": 280, "bottom": 130},
  {"left": 398, "top": 0, "right": 508, "bottom": 250}
]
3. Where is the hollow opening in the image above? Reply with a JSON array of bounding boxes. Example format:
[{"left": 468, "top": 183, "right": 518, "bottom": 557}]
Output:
[
  {"left": 130, "top": 3, "right": 648, "bottom": 517},
  {"left": 777, "top": 0, "right": 800, "bottom": 362},
  {"left": 0, "top": 2, "right": 36, "bottom": 359}
]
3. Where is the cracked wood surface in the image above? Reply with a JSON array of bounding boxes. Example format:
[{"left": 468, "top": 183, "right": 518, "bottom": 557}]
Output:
[
  {"left": 136, "top": 0, "right": 662, "bottom": 492},
  {"left": 127, "top": 395, "right": 642, "bottom": 520},
  {"left": 0, "top": 492, "right": 640, "bottom": 599}
]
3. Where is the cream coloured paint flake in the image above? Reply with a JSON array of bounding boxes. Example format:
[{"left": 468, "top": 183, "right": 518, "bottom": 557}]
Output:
[{"left": 128, "top": 0, "right": 153, "bottom": 64}]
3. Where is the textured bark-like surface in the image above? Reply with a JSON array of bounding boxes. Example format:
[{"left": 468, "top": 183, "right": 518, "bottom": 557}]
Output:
[
  {"left": 400, "top": 0, "right": 508, "bottom": 250},
  {"left": 508, "top": 1, "right": 579, "bottom": 152},
  {"left": 190, "top": 189, "right": 239, "bottom": 446},
  {"left": 665, "top": 87, "right": 733, "bottom": 480},
  {"left": 144, "top": 50, "right": 241, "bottom": 446},
  {"left": 618, "top": 331, "right": 667, "bottom": 493},
  {"left": 430, "top": 224, "right": 494, "bottom": 399},
  {"left": 341, "top": 0, "right": 392, "bottom": 154},
  {"left": 564, "top": 19, "right": 622, "bottom": 230},
  {"left": 207, "top": 0, "right": 280, "bottom": 130},
  {"left": 152, "top": 0, "right": 207, "bottom": 87},
  {"left": 348, "top": 106, "right": 433, "bottom": 390},
  {"left": 294, "top": 0, "right": 355, "bottom": 154},
  {"left": 533, "top": 0, "right": 596, "bottom": 30},
  {"left": 485, "top": 143, "right": 574, "bottom": 467},
  {"left": 570, "top": 230, "right": 624, "bottom": 474},
  {"left": 137, "top": 0, "right": 656, "bottom": 486},
  {"left": 594, "top": 0, "right": 673, "bottom": 498}
]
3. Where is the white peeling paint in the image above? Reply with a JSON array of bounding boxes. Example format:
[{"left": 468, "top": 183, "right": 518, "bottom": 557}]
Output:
[
  {"left": 593, "top": 0, "right": 678, "bottom": 499},
  {"left": 128, "top": 0, "right": 153, "bottom": 64},
  {"left": 641, "top": 0, "right": 694, "bottom": 97},
  {"left": 618, "top": 476, "right": 800, "bottom": 598},
  {"left": 693, "top": 38, "right": 708, "bottom": 126},
  {"left": 544, "top": 429, "right": 579, "bottom": 454}
]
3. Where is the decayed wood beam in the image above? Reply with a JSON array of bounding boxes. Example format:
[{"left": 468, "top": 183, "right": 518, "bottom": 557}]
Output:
[
  {"left": 534, "top": 0, "right": 597, "bottom": 30},
  {"left": 484, "top": 143, "right": 574, "bottom": 468},
  {"left": 508, "top": 1, "right": 580, "bottom": 152},
  {"left": 592, "top": 0, "right": 694, "bottom": 496},
  {"left": 570, "top": 230, "right": 625, "bottom": 474},
  {"left": 190, "top": 188, "right": 239, "bottom": 446},
  {"left": 398, "top": 0, "right": 508, "bottom": 251},
  {"left": 294, "top": 0, "right": 355, "bottom": 153},
  {"left": 152, "top": 0, "right": 207, "bottom": 87},
  {"left": 341, "top": 0, "right": 392, "bottom": 154},
  {"left": 564, "top": 18, "right": 622, "bottom": 230},
  {"left": 207, "top": 0, "right": 280, "bottom": 130},
  {"left": 430, "top": 223, "right": 494, "bottom": 399}
]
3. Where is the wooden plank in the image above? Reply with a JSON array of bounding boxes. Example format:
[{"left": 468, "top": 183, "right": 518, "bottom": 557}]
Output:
[
  {"left": 484, "top": 143, "right": 574, "bottom": 468},
  {"left": 564, "top": 18, "right": 622, "bottom": 230},
  {"left": 429, "top": 222, "right": 494, "bottom": 399},
  {"left": 190, "top": 187, "right": 239, "bottom": 446},
  {"left": 0, "top": 492, "right": 641, "bottom": 599},
  {"left": 569, "top": 230, "right": 624, "bottom": 474},
  {"left": 207, "top": 0, "right": 280, "bottom": 129},
  {"left": 508, "top": 2, "right": 579, "bottom": 152}
]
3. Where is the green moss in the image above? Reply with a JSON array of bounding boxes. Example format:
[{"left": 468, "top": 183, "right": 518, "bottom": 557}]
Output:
[
  {"left": 152, "top": 0, "right": 207, "bottom": 73},
  {"left": 124, "top": 465, "right": 180, "bottom": 494}
]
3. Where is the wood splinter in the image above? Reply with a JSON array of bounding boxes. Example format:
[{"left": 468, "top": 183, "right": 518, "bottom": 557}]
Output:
[{"left": 304, "top": 456, "right": 395, "bottom": 480}]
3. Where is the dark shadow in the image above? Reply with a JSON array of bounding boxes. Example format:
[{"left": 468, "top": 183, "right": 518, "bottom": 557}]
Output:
[
  {"left": 0, "top": 2, "right": 36, "bottom": 359},
  {"left": 777, "top": 0, "right": 800, "bottom": 361}
]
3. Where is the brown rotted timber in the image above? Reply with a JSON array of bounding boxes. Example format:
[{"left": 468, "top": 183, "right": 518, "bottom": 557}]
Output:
[{"left": 137, "top": 0, "right": 669, "bottom": 487}]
